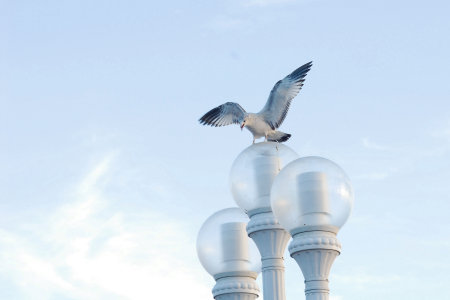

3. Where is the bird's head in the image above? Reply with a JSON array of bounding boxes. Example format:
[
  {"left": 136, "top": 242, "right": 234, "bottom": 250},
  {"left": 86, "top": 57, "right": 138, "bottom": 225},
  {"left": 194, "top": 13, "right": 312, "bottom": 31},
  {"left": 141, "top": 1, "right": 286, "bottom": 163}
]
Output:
[
  {"left": 240, "top": 116, "right": 249, "bottom": 131},
  {"left": 240, "top": 115, "right": 253, "bottom": 130}
]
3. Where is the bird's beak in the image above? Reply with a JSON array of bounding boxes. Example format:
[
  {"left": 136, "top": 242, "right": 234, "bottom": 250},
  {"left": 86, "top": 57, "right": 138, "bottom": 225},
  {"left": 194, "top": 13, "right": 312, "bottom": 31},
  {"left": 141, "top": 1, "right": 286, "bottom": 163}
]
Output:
[{"left": 240, "top": 123, "right": 244, "bottom": 130}]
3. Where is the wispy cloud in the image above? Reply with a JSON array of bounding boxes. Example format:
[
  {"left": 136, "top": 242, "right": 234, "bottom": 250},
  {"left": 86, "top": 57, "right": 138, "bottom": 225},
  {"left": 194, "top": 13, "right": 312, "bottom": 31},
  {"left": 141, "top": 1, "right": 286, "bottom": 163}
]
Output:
[
  {"left": 0, "top": 153, "right": 210, "bottom": 299},
  {"left": 430, "top": 122, "right": 450, "bottom": 140},
  {"left": 208, "top": 15, "right": 254, "bottom": 32},
  {"left": 353, "top": 171, "right": 391, "bottom": 181},
  {"left": 429, "top": 122, "right": 450, "bottom": 154},
  {"left": 244, "top": 0, "right": 295, "bottom": 7},
  {"left": 333, "top": 272, "right": 402, "bottom": 288},
  {"left": 361, "top": 137, "right": 390, "bottom": 151},
  {"left": 353, "top": 165, "right": 398, "bottom": 181}
]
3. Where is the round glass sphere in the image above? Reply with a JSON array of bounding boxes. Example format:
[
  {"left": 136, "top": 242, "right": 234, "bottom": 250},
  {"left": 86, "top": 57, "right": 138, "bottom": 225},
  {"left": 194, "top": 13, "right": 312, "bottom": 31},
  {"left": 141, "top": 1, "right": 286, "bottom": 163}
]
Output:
[
  {"left": 196, "top": 207, "right": 261, "bottom": 277},
  {"left": 271, "top": 156, "right": 354, "bottom": 234},
  {"left": 230, "top": 142, "right": 299, "bottom": 213}
]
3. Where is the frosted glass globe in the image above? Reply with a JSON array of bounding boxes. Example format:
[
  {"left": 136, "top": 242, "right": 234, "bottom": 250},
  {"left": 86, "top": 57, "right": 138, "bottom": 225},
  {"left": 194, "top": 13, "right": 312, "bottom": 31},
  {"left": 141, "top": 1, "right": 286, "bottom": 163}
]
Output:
[
  {"left": 230, "top": 142, "right": 299, "bottom": 213},
  {"left": 271, "top": 156, "right": 354, "bottom": 234},
  {"left": 196, "top": 207, "right": 261, "bottom": 277}
]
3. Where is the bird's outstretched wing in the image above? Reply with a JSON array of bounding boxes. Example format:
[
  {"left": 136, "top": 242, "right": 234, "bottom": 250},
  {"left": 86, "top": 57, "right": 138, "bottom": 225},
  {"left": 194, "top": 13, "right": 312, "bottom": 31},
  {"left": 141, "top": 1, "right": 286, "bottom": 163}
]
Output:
[
  {"left": 199, "top": 102, "right": 246, "bottom": 127},
  {"left": 259, "top": 61, "right": 312, "bottom": 129}
]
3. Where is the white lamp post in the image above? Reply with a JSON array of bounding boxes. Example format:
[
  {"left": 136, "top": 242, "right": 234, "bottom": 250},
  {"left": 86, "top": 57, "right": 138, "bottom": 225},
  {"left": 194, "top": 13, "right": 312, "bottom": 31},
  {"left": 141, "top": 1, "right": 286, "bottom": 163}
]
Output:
[
  {"left": 271, "top": 156, "right": 354, "bottom": 300},
  {"left": 197, "top": 208, "right": 262, "bottom": 300},
  {"left": 229, "top": 142, "right": 299, "bottom": 300}
]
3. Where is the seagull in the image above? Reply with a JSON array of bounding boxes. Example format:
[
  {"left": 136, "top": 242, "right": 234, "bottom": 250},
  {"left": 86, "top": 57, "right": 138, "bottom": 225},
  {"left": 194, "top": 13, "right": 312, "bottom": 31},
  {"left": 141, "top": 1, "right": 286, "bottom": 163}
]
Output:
[{"left": 199, "top": 61, "right": 312, "bottom": 143}]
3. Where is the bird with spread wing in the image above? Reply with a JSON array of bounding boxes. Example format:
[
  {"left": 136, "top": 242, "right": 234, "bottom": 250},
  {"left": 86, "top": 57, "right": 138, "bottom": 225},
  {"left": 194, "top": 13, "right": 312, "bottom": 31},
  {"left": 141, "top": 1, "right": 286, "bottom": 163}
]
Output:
[{"left": 199, "top": 61, "right": 312, "bottom": 143}]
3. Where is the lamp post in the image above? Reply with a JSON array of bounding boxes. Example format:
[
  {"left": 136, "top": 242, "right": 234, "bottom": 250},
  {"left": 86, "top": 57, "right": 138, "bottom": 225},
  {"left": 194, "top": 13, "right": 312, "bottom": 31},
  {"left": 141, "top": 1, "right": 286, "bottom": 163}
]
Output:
[
  {"left": 229, "top": 142, "right": 299, "bottom": 300},
  {"left": 197, "top": 208, "right": 262, "bottom": 300},
  {"left": 271, "top": 156, "right": 354, "bottom": 300}
]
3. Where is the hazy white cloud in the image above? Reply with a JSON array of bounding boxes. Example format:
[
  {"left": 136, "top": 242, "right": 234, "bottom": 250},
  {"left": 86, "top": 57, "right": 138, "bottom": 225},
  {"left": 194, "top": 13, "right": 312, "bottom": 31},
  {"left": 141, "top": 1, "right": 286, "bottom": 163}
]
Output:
[
  {"left": 0, "top": 153, "right": 211, "bottom": 300},
  {"left": 208, "top": 0, "right": 305, "bottom": 33},
  {"left": 353, "top": 166, "right": 399, "bottom": 181},
  {"left": 348, "top": 212, "right": 411, "bottom": 231},
  {"left": 333, "top": 272, "right": 402, "bottom": 288},
  {"left": 244, "top": 0, "right": 295, "bottom": 7},
  {"left": 354, "top": 171, "right": 390, "bottom": 181},
  {"left": 430, "top": 122, "right": 450, "bottom": 140},
  {"left": 361, "top": 137, "right": 389, "bottom": 151},
  {"left": 209, "top": 15, "right": 253, "bottom": 32},
  {"left": 427, "top": 122, "right": 450, "bottom": 157}
]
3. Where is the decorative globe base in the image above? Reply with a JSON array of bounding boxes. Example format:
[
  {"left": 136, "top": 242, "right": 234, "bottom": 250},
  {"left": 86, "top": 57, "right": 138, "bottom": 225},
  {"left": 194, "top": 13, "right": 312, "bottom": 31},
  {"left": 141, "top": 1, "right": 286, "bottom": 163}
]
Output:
[
  {"left": 247, "top": 209, "right": 291, "bottom": 300},
  {"left": 288, "top": 227, "right": 341, "bottom": 300},
  {"left": 213, "top": 272, "right": 260, "bottom": 300}
]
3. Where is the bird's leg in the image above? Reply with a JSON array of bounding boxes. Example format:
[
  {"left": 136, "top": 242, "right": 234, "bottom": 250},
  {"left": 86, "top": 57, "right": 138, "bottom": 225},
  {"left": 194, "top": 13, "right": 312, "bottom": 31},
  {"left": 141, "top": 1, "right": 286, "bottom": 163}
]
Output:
[
  {"left": 264, "top": 135, "right": 268, "bottom": 142},
  {"left": 253, "top": 138, "right": 255, "bottom": 144}
]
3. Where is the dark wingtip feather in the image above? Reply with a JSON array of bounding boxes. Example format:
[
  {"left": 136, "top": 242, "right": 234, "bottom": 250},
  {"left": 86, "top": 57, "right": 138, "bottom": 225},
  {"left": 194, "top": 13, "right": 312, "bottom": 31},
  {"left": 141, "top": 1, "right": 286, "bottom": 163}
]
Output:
[
  {"left": 199, "top": 102, "right": 246, "bottom": 128},
  {"left": 199, "top": 106, "right": 222, "bottom": 126},
  {"left": 278, "top": 133, "right": 291, "bottom": 143},
  {"left": 289, "top": 61, "right": 313, "bottom": 81},
  {"left": 268, "top": 133, "right": 291, "bottom": 143}
]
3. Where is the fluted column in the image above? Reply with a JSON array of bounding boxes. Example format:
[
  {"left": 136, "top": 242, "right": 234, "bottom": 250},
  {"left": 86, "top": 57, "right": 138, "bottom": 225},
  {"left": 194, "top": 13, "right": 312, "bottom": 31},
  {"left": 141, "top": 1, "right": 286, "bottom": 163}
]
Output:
[
  {"left": 288, "top": 226, "right": 341, "bottom": 300},
  {"left": 213, "top": 271, "right": 260, "bottom": 300},
  {"left": 247, "top": 208, "right": 291, "bottom": 300}
]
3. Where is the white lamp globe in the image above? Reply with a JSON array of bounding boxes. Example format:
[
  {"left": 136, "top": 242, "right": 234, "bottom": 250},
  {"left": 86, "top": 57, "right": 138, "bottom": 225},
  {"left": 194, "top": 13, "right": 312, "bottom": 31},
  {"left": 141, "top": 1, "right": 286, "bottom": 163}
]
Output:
[
  {"left": 196, "top": 207, "right": 261, "bottom": 278},
  {"left": 271, "top": 156, "right": 354, "bottom": 235},
  {"left": 230, "top": 142, "right": 299, "bottom": 214}
]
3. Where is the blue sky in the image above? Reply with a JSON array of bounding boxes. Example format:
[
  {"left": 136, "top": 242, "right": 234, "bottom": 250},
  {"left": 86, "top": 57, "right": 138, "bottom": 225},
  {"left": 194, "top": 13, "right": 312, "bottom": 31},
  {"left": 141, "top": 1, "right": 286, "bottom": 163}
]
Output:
[{"left": 1, "top": 0, "right": 450, "bottom": 299}]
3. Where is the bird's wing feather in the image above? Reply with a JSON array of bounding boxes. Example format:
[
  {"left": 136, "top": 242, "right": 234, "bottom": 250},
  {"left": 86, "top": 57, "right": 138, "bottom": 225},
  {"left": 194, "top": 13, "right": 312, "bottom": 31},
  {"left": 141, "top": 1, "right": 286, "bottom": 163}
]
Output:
[
  {"left": 259, "top": 61, "right": 312, "bottom": 129},
  {"left": 199, "top": 102, "right": 246, "bottom": 127}
]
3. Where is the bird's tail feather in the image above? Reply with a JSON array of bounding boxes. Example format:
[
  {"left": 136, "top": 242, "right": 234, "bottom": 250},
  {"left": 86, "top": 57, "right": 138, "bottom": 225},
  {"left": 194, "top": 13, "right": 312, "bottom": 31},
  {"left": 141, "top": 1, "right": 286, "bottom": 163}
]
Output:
[{"left": 267, "top": 131, "right": 291, "bottom": 143}]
